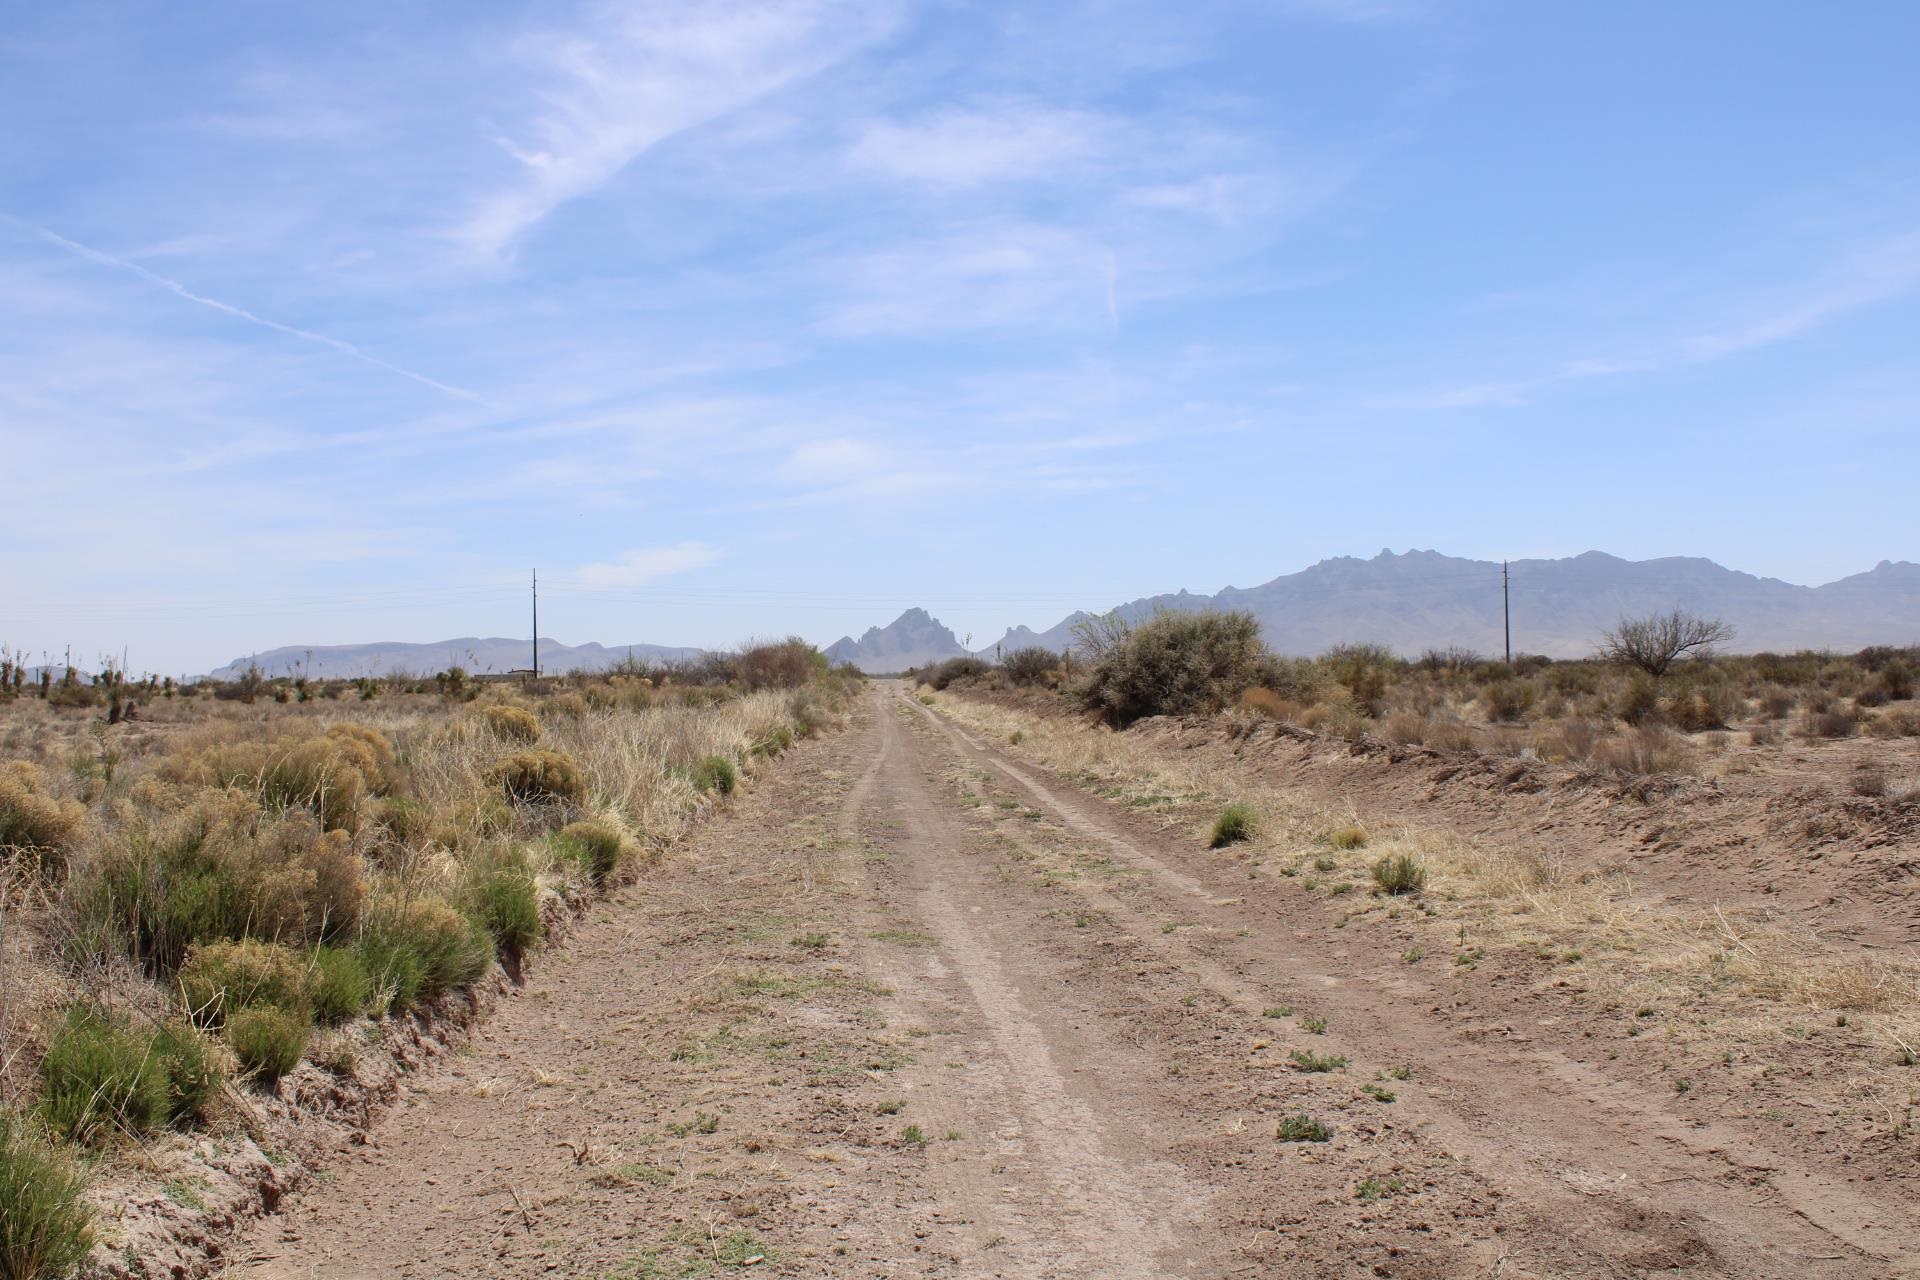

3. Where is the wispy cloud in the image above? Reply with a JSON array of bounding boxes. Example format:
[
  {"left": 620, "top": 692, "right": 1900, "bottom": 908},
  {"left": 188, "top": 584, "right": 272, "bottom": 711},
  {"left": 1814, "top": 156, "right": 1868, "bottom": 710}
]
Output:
[
  {"left": 25, "top": 223, "right": 485, "bottom": 402},
  {"left": 570, "top": 541, "right": 723, "bottom": 587},
  {"left": 815, "top": 221, "right": 1114, "bottom": 337},
  {"left": 455, "top": 0, "right": 898, "bottom": 261},
  {"left": 1374, "top": 228, "right": 1920, "bottom": 411},
  {"left": 846, "top": 103, "right": 1105, "bottom": 188}
]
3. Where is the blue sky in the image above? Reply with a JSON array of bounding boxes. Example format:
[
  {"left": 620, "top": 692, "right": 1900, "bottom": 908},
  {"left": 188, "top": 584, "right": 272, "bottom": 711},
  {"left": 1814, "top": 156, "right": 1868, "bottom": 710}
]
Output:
[{"left": 3, "top": 1, "right": 1917, "bottom": 674}]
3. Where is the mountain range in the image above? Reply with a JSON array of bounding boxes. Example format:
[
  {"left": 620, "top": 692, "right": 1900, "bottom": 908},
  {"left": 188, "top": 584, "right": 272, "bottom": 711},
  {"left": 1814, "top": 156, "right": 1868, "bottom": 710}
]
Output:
[
  {"left": 204, "top": 637, "right": 703, "bottom": 681},
  {"left": 821, "top": 549, "right": 1920, "bottom": 671}
]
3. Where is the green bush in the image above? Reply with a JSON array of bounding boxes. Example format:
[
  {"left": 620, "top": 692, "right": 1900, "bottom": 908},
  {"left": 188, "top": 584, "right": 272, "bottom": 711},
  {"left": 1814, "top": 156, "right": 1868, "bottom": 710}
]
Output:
[
  {"left": 0, "top": 1109, "right": 95, "bottom": 1280},
  {"left": 150, "top": 1021, "right": 223, "bottom": 1124},
  {"left": 1481, "top": 679, "right": 1536, "bottom": 723},
  {"left": 70, "top": 793, "right": 365, "bottom": 977},
  {"left": 308, "top": 946, "right": 373, "bottom": 1024},
  {"left": 177, "top": 939, "right": 310, "bottom": 1027},
  {"left": 1370, "top": 854, "right": 1426, "bottom": 896},
  {"left": 1208, "top": 802, "right": 1256, "bottom": 848},
  {"left": 1000, "top": 647, "right": 1058, "bottom": 686},
  {"left": 1076, "top": 611, "right": 1267, "bottom": 726},
  {"left": 355, "top": 935, "right": 427, "bottom": 1015},
  {"left": 360, "top": 898, "right": 493, "bottom": 1009},
  {"left": 551, "top": 820, "right": 626, "bottom": 884},
  {"left": 488, "top": 750, "right": 584, "bottom": 805},
  {"left": 465, "top": 849, "right": 542, "bottom": 959},
  {"left": 227, "top": 1006, "right": 308, "bottom": 1083},
  {"left": 920, "top": 657, "right": 989, "bottom": 691},
  {"left": 752, "top": 726, "right": 794, "bottom": 758},
  {"left": 38, "top": 1007, "right": 168, "bottom": 1145},
  {"left": 477, "top": 705, "right": 541, "bottom": 743},
  {"left": 1276, "top": 1113, "right": 1331, "bottom": 1143},
  {"left": 1324, "top": 643, "right": 1398, "bottom": 716},
  {"left": 692, "top": 755, "right": 737, "bottom": 796}
]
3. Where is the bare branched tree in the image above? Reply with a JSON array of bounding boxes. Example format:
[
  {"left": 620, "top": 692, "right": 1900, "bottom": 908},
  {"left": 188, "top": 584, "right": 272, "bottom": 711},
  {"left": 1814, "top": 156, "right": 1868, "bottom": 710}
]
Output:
[
  {"left": 1598, "top": 610, "right": 1733, "bottom": 677},
  {"left": 1070, "top": 610, "right": 1132, "bottom": 661}
]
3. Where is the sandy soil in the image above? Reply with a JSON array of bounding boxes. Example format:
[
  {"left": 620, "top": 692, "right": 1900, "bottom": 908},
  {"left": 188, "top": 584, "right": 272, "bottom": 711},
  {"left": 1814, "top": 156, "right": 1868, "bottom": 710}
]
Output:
[{"left": 222, "top": 685, "right": 1918, "bottom": 1279}]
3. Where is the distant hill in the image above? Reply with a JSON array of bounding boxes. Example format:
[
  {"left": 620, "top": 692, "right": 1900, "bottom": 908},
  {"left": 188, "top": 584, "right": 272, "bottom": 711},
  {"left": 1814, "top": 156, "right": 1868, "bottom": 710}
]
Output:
[
  {"left": 824, "top": 608, "right": 969, "bottom": 672},
  {"left": 965, "top": 549, "right": 1920, "bottom": 662},
  {"left": 204, "top": 637, "right": 704, "bottom": 681}
]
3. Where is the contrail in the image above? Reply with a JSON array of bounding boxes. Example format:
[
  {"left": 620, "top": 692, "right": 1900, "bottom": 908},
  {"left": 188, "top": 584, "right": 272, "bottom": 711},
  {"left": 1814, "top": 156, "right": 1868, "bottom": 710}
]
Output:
[{"left": 26, "top": 223, "right": 486, "bottom": 404}]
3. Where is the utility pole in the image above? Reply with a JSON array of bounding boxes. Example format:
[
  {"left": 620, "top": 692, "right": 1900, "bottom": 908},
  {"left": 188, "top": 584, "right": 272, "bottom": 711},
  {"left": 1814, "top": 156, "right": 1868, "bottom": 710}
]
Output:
[
  {"left": 1502, "top": 560, "right": 1512, "bottom": 665},
  {"left": 531, "top": 569, "right": 539, "bottom": 679}
]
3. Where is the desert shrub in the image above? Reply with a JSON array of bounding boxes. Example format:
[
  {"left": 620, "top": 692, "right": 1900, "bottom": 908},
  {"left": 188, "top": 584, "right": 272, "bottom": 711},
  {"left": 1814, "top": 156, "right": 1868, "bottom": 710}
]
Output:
[
  {"left": 1324, "top": 644, "right": 1397, "bottom": 716},
  {"left": 1546, "top": 663, "right": 1601, "bottom": 695},
  {"left": 729, "top": 638, "right": 828, "bottom": 692},
  {"left": 1422, "top": 718, "right": 1478, "bottom": 752},
  {"left": 1591, "top": 726, "right": 1695, "bottom": 776},
  {"left": 1755, "top": 686, "right": 1796, "bottom": 719},
  {"left": 1880, "top": 661, "right": 1914, "bottom": 701},
  {"left": 464, "top": 848, "right": 542, "bottom": 960},
  {"left": 546, "top": 692, "right": 589, "bottom": 719},
  {"left": 920, "top": 657, "right": 989, "bottom": 691},
  {"left": 160, "top": 723, "right": 403, "bottom": 833},
  {"left": 0, "top": 1109, "right": 95, "bottom": 1280},
  {"left": 1418, "top": 647, "right": 1483, "bottom": 672},
  {"left": 790, "top": 686, "right": 835, "bottom": 737},
  {"left": 150, "top": 1021, "right": 223, "bottom": 1124},
  {"left": 1541, "top": 718, "right": 1603, "bottom": 762},
  {"left": 372, "top": 795, "right": 432, "bottom": 847},
  {"left": 488, "top": 750, "right": 584, "bottom": 805},
  {"left": 1209, "top": 802, "right": 1257, "bottom": 848},
  {"left": 1802, "top": 706, "right": 1859, "bottom": 740},
  {"left": 478, "top": 705, "right": 541, "bottom": 743},
  {"left": 1380, "top": 712, "right": 1427, "bottom": 746},
  {"left": 1078, "top": 610, "right": 1267, "bottom": 726},
  {"left": 1000, "top": 647, "right": 1058, "bottom": 686},
  {"left": 1615, "top": 675, "right": 1662, "bottom": 726},
  {"left": 1371, "top": 854, "right": 1426, "bottom": 895},
  {"left": 1239, "top": 688, "right": 1299, "bottom": 722},
  {"left": 1328, "top": 824, "right": 1368, "bottom": 850},
  {"left": 0, "top": 761, "right": 85, "bottom": 865},
  {"left": 360, "top": 898, "right": 493, "bottom": 1007},
  {"left": 177, "top": 939, "right": 311, "bottom": 1027},
  {"left": 551, "top": 820, "right": 627, "bottom": 884},
  {"left": 692, "top": 755, "right": 737, "bottom": 796},
  {"left": 37, "top": 1007, "right": 169, "bottom": 1144},
  {"left": 1481, "top": 680, "right": 1536, "bottom": 723},
  {"left": 1866, "top": 706, "right": 1920, "bottom": 738},
  {"left": 227, "top": 1006, "right": 308, "bottom": 1083},
  {"left": 308, "top": 946, "right": 373, "bottom": 1024},
  {"left": 752, "top": 725, "right": 794, "bottom": 758}
]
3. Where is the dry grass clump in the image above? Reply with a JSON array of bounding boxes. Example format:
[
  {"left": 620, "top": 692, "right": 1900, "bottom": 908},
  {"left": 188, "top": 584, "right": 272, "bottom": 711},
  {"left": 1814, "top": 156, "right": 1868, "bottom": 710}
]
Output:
[
  {"left": 487, "top": 749, "right": 584, "bottom": 806},
  {"left": 1588, "top": 726, "right": 1694, "bottom": 777},
  {"left": 177, "top": 939, "right": 312, "bottom": 1026},
  {"left": 1209, "top": 802, "right": 1257, "bottom": 848},
  {"left": 73, "top": 792, "right": 365, "bottom": 974},
  {"left": 0, "top": 761, "right": 86, "bottom": 865},
  {"left": 0, "top": 1107, "right": 95, "bottom": 1278},
  {"left": 157, "top": 722, "right": 404, "bottom": 833},
  {"left": 477, "top": 704, "right": 541, "bottom": 743}
]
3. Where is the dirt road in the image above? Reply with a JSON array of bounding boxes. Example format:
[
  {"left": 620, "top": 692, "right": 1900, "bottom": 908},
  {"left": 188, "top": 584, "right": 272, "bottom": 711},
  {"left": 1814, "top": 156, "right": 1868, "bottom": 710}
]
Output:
[{"left": 229, "top": 684, "right": 1916, "bottom": 1279}]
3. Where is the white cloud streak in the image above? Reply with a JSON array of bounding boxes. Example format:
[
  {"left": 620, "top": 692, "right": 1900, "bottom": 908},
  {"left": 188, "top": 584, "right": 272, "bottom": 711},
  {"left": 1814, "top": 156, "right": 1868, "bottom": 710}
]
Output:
[
  {"left": 456, "top": 0, "right": 898, "bottom": 261},
  {"left": 570, "top": 541, "right": 723, "bottom": 586},
  {"left": 846, "top": 104, "right": 1104, "bottom": 188},
  {"left": 26, "top": 224, "right": 485, "bottom": 403}
]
